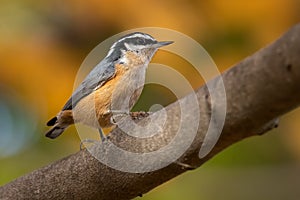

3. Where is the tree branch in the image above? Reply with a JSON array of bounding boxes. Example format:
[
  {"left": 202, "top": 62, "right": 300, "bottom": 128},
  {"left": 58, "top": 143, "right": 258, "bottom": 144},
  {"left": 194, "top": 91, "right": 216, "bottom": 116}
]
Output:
[{"left": 1, "top": 23, "right": 300, "bottom": 200}]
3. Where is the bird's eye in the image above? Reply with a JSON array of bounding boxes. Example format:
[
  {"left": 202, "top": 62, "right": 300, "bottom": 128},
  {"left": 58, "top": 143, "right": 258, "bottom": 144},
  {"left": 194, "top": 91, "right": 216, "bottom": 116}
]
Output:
[
  {"left": 135, "top": 50, "right": 140, "bottom": 54},
  {"left": 113, "top": 56, "right": 121, "bottom": 62}
]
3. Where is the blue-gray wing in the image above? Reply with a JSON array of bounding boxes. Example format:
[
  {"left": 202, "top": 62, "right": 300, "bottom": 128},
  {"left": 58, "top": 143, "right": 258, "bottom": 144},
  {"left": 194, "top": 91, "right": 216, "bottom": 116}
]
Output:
[{"left": 62, "top": 60, "right": 115, "bottom": 110}]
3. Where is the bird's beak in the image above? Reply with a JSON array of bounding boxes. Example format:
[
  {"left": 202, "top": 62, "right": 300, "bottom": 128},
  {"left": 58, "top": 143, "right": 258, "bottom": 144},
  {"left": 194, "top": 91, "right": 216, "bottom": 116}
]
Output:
[{"left": 152, "top": 41, "right": 174, "bottom": 48}]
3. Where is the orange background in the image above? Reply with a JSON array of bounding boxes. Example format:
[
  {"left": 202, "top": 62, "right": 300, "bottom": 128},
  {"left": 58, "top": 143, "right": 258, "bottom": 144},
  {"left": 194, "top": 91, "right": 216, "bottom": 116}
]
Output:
[{"left": 1, "top": 0, "right": 300, "bottom": 199}]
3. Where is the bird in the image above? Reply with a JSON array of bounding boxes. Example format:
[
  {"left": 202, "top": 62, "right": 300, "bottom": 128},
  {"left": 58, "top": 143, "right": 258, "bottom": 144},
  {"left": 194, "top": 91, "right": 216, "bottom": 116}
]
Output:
[{"left": 45, "top": 32, "right": 173, "bottom": 140}]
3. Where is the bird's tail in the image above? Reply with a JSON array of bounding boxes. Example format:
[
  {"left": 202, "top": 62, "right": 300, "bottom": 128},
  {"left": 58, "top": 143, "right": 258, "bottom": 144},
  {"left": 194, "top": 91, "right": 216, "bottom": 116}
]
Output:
[
  {"left": 45, "top": 125, "right": 68, "bottom": 139},
  {"left": 45, "top": 110, "right": 74, "bottom": 139}
]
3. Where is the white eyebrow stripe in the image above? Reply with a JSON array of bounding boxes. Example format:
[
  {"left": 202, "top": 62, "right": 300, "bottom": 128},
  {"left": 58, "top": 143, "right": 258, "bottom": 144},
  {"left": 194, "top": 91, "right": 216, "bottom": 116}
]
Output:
[
  {"left": 106, "top": 48, "right": 115, "bottom": 57},
  {"left": 109, "top": 33, "right": 155, "bottom": 50},
  {"left": 124, "top": 42, "right": 152, "bottom": 51}
]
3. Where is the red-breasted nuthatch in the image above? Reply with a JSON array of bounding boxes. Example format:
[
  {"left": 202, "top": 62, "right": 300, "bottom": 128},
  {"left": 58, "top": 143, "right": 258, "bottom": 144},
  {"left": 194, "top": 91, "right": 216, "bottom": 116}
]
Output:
[{"left": 45, "top": 32, "right": 173, "bottom": 140}]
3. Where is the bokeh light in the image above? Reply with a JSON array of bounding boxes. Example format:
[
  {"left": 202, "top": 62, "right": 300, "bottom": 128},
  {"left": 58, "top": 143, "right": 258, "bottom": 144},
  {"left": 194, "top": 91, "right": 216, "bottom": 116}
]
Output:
[{"left": 0, "top": 86, "right": 38, "bottom": 158}]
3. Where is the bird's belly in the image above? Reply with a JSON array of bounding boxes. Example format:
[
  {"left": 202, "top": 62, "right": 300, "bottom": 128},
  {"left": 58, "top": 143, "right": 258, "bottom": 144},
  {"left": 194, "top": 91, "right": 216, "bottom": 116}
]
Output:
[
  {"left": 73, "top": 65, "right": 146, "bottom": 129},
  {"left": 111, "top": 67, "right": 146, "bottom": 111}
]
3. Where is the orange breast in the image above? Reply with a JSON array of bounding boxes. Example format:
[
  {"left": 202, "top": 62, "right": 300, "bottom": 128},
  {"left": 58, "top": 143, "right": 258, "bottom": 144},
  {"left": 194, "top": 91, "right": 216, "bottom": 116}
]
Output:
[
  {"left": 73, "top": 63, "right": 133, "bottom": 128},
  {"left": 94, "top": 64, "right": 129, "bottom": 127}
]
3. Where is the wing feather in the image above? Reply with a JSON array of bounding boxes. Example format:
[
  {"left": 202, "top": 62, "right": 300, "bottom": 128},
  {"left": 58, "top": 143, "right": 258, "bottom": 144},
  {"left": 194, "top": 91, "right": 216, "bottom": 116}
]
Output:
[{"left": 62, "top": 59, "right": 116, "bottom": 110}]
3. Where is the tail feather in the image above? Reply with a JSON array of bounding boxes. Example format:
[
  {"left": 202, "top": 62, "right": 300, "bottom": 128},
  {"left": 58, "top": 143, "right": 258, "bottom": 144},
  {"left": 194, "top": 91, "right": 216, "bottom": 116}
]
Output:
[
  {"left": 45, "top": 125, "right": 67, "bottom": 139},
  {"left": 45, "top": 111, "right": 73, "bottom": 139},
  {"left": 47, "top": 117, "right": 58, "bottom": 126}
]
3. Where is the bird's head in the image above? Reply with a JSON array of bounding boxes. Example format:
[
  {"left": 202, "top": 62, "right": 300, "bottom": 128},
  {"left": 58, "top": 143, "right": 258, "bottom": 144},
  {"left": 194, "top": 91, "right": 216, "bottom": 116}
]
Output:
[{"left": 106, "top": 32, "right": 173, "bottom": 66}]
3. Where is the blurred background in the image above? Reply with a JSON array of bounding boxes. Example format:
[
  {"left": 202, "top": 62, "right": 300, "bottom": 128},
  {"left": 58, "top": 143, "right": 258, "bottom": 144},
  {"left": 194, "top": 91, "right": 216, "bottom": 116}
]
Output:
[{"left": 1, "top": 0, "right": 300, "bottom": 199}]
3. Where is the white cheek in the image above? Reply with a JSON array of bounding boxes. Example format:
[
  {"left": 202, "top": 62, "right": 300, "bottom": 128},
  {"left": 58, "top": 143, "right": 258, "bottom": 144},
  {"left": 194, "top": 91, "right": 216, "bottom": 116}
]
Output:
[{"left": 119, "top": 55, "right": 128, "bottom": 64}]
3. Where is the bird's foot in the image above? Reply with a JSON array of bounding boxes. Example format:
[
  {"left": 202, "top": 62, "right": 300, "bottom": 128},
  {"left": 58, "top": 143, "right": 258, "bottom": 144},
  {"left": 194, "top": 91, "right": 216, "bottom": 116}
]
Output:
[
  {"left": 106, "top": 109, "right": 130, "bottom": 125},
  {"left": 106, "top": 110, "right": 151, "bottom": 125}
]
